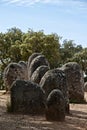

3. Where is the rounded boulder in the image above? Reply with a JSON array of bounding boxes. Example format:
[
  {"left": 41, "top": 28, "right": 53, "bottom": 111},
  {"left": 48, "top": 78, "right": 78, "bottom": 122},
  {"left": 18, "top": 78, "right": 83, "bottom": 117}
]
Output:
[{"left": 46, "top": 89, "right": 65, "bottom": 121}]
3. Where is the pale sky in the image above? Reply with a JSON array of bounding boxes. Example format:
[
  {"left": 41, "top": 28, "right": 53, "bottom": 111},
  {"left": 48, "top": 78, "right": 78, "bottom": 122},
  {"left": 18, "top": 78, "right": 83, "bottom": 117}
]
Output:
[{"left": 0, "top": 0, "right": 87, "bottom": 47}]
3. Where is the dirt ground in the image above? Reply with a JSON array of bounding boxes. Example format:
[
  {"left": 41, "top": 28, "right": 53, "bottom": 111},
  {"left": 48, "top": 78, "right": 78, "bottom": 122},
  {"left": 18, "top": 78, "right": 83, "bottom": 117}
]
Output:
[{"left": 0, "top": 91, "right": 87, "bottom": 130}]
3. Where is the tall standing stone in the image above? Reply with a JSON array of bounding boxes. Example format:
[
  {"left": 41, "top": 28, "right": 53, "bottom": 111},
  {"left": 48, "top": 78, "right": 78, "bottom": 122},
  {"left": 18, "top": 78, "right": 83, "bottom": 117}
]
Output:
[{"left": 61, "top": 62, "right": 84, "bottom": 102}]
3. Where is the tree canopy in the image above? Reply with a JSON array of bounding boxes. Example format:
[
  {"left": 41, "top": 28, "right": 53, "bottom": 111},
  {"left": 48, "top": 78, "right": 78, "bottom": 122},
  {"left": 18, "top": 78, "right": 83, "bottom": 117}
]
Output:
[{"left": 0, "top": 27, "right": 86, "bottom": 89}]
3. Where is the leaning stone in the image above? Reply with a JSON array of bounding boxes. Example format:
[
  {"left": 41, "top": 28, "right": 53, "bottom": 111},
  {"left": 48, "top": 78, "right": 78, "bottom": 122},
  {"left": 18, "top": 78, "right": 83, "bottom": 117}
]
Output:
[
  {"left": 28, "top": 55, "right": 50, "bottom": 80},
  {"left": 40, "top": 68, "right": 69, "bottom": 114},
  {"left": 61, "top": 62, "right": 84, "bottom": 103},
  {"left": 46, "top": 89, "right": 65, "bottom": 121},
  {"left": 3, "top": 62, "right": 27, "bottom": 91},
  {"left": 31, "top": 65, "right": 50, "bottom": 84},
  {"left": 10, "top": 80, "right": 46, "bottom": 115}
]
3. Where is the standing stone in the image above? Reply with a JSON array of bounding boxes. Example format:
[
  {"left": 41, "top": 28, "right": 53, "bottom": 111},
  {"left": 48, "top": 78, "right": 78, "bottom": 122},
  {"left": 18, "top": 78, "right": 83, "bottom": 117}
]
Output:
[
  {"left": 28, "top": 53, "right": 41, "bottom": 68},
  {"left": 28, "top": 55, "right": 50, "bottom": 80},
  {"left": 18, "top": 61, "right": 28, "bottom": 80},
  {"left": 10, "top": 80, "right": 46, "bottom": 114},
  {"left": 31, "top": 65, "right": 50, "bottom": 84},
  {"left": 46, "top": 89, "right": 65, "bottom": 121},
  {"left": 61, "top": 62, "right": 84, "bottom": 102},
  {"left": 3, "top": 63, "right": 27, "bottom": 91},
  {"left": 40, "top": 68, "right": 69, "bottom": 114}
]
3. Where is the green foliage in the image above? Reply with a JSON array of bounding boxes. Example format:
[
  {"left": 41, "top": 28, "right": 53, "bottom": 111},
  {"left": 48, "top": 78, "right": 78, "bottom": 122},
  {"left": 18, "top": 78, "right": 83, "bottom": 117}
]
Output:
[
  {"left": 22, "top": 30, "right": 61, "bottom": 68},
  {"left": 60, "top": 39, "right": 83, "bottom": 65},
  {"left": 69, "top": 48, "right": 87, "bottom": 71},
  {"left": 0, "top": 27, "right": 61, "bottom": 89},
  {"left": 0, "top": 27, "right": 85, "bottom": 89},
  {"left": 20, "top": 43, "right": 32, "bottom": 61}
]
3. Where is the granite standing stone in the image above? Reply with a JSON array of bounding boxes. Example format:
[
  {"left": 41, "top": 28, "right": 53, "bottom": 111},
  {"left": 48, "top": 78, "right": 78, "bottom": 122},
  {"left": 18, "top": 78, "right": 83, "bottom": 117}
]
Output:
[
  {"left": 61, "top": 62, "right": 84, "bottom": 102},
  {"left": 18, "top": 61, "right": 28, "bottom": 80},
  {"left": 40, "top": 68, "right": 69, "bottom": 114},
  {"left": 46, "top": 89, "right": 65, "bottom": 121},
  {"left": 28, "top": 53, "right": 41, "bottom": 68},
  {"left": 10, "top": 80, "right": 46, "bottom": 114},
  {"left": 28, "top": 55, "right": 50, "bottom": 80},
  {"left": 3, "top": 63, "right": 27, "bottom": 91},
  {"left": 31, "top": 65, "right": 50, "bottom": 84}
]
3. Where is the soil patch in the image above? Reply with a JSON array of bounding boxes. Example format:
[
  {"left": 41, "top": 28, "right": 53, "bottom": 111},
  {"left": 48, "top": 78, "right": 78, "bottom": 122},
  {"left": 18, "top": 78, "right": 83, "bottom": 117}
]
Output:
[{"left": 0, "top": 91, "right": 87, "bottom": 130}]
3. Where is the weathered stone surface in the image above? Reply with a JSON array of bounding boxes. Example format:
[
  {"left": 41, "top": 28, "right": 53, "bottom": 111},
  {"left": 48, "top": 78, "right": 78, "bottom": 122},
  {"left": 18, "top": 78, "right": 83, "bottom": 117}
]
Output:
[
  {"left": 3, "top": 63, "right": 27, "bottom": 91},
  {"left": 28, "top": 53, "right": 41, "bottom": 68},
  {"left": 46, "top": 89, "right": 65, "bottom": 121},
  {"left": 28, "top": 55, "right": 50, "bottom": 80},
  {"left": 61, "top": 62, "right": 84, "bottom": 102},
  {"left": 31, "top": 65, "right": 50, "bottom": 84},
  {"left": 18, "top": 61, "right": 28, "bottom": 80},
  {"left": 18, "top": 61, "right": 27, "bottom": 68},
  {"left": 40, "top": 68, "right": 69, "bottom": 113},
  {"left": 84, "top": 82, "right": 87, "bottom": 92},
  {"left": 10, "top": 80, "right": 46, "bottom": 114}
]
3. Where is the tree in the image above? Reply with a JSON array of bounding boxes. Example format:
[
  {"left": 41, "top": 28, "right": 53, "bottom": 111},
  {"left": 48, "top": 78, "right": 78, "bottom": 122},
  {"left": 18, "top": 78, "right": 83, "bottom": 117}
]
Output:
[
  {"left": 6, "top": 27, "right": 23, "bottom": 44},
  {"left": 0, "top": 28, "right": 23, "bottom": 89},
  {"left": 0, "top": 27, "right": 84, "bottom": 89},
  {"left": 22, "top": 30, "right": 61, "bottom": 68},
  {"left": 0, "top": 28, "right": 61, "bottom": 89},
  {"left": 69, "top": 48, "right": 87, "bottom": 71},
  {"left": 60, "top": 39, "right": 83, "bottom": 65}
]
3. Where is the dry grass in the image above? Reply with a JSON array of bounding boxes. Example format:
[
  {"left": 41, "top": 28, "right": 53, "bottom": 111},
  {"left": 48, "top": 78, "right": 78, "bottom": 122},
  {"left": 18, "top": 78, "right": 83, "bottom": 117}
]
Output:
[{"left": 0, "top": 91, "right": 87, "bottom": 130}]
